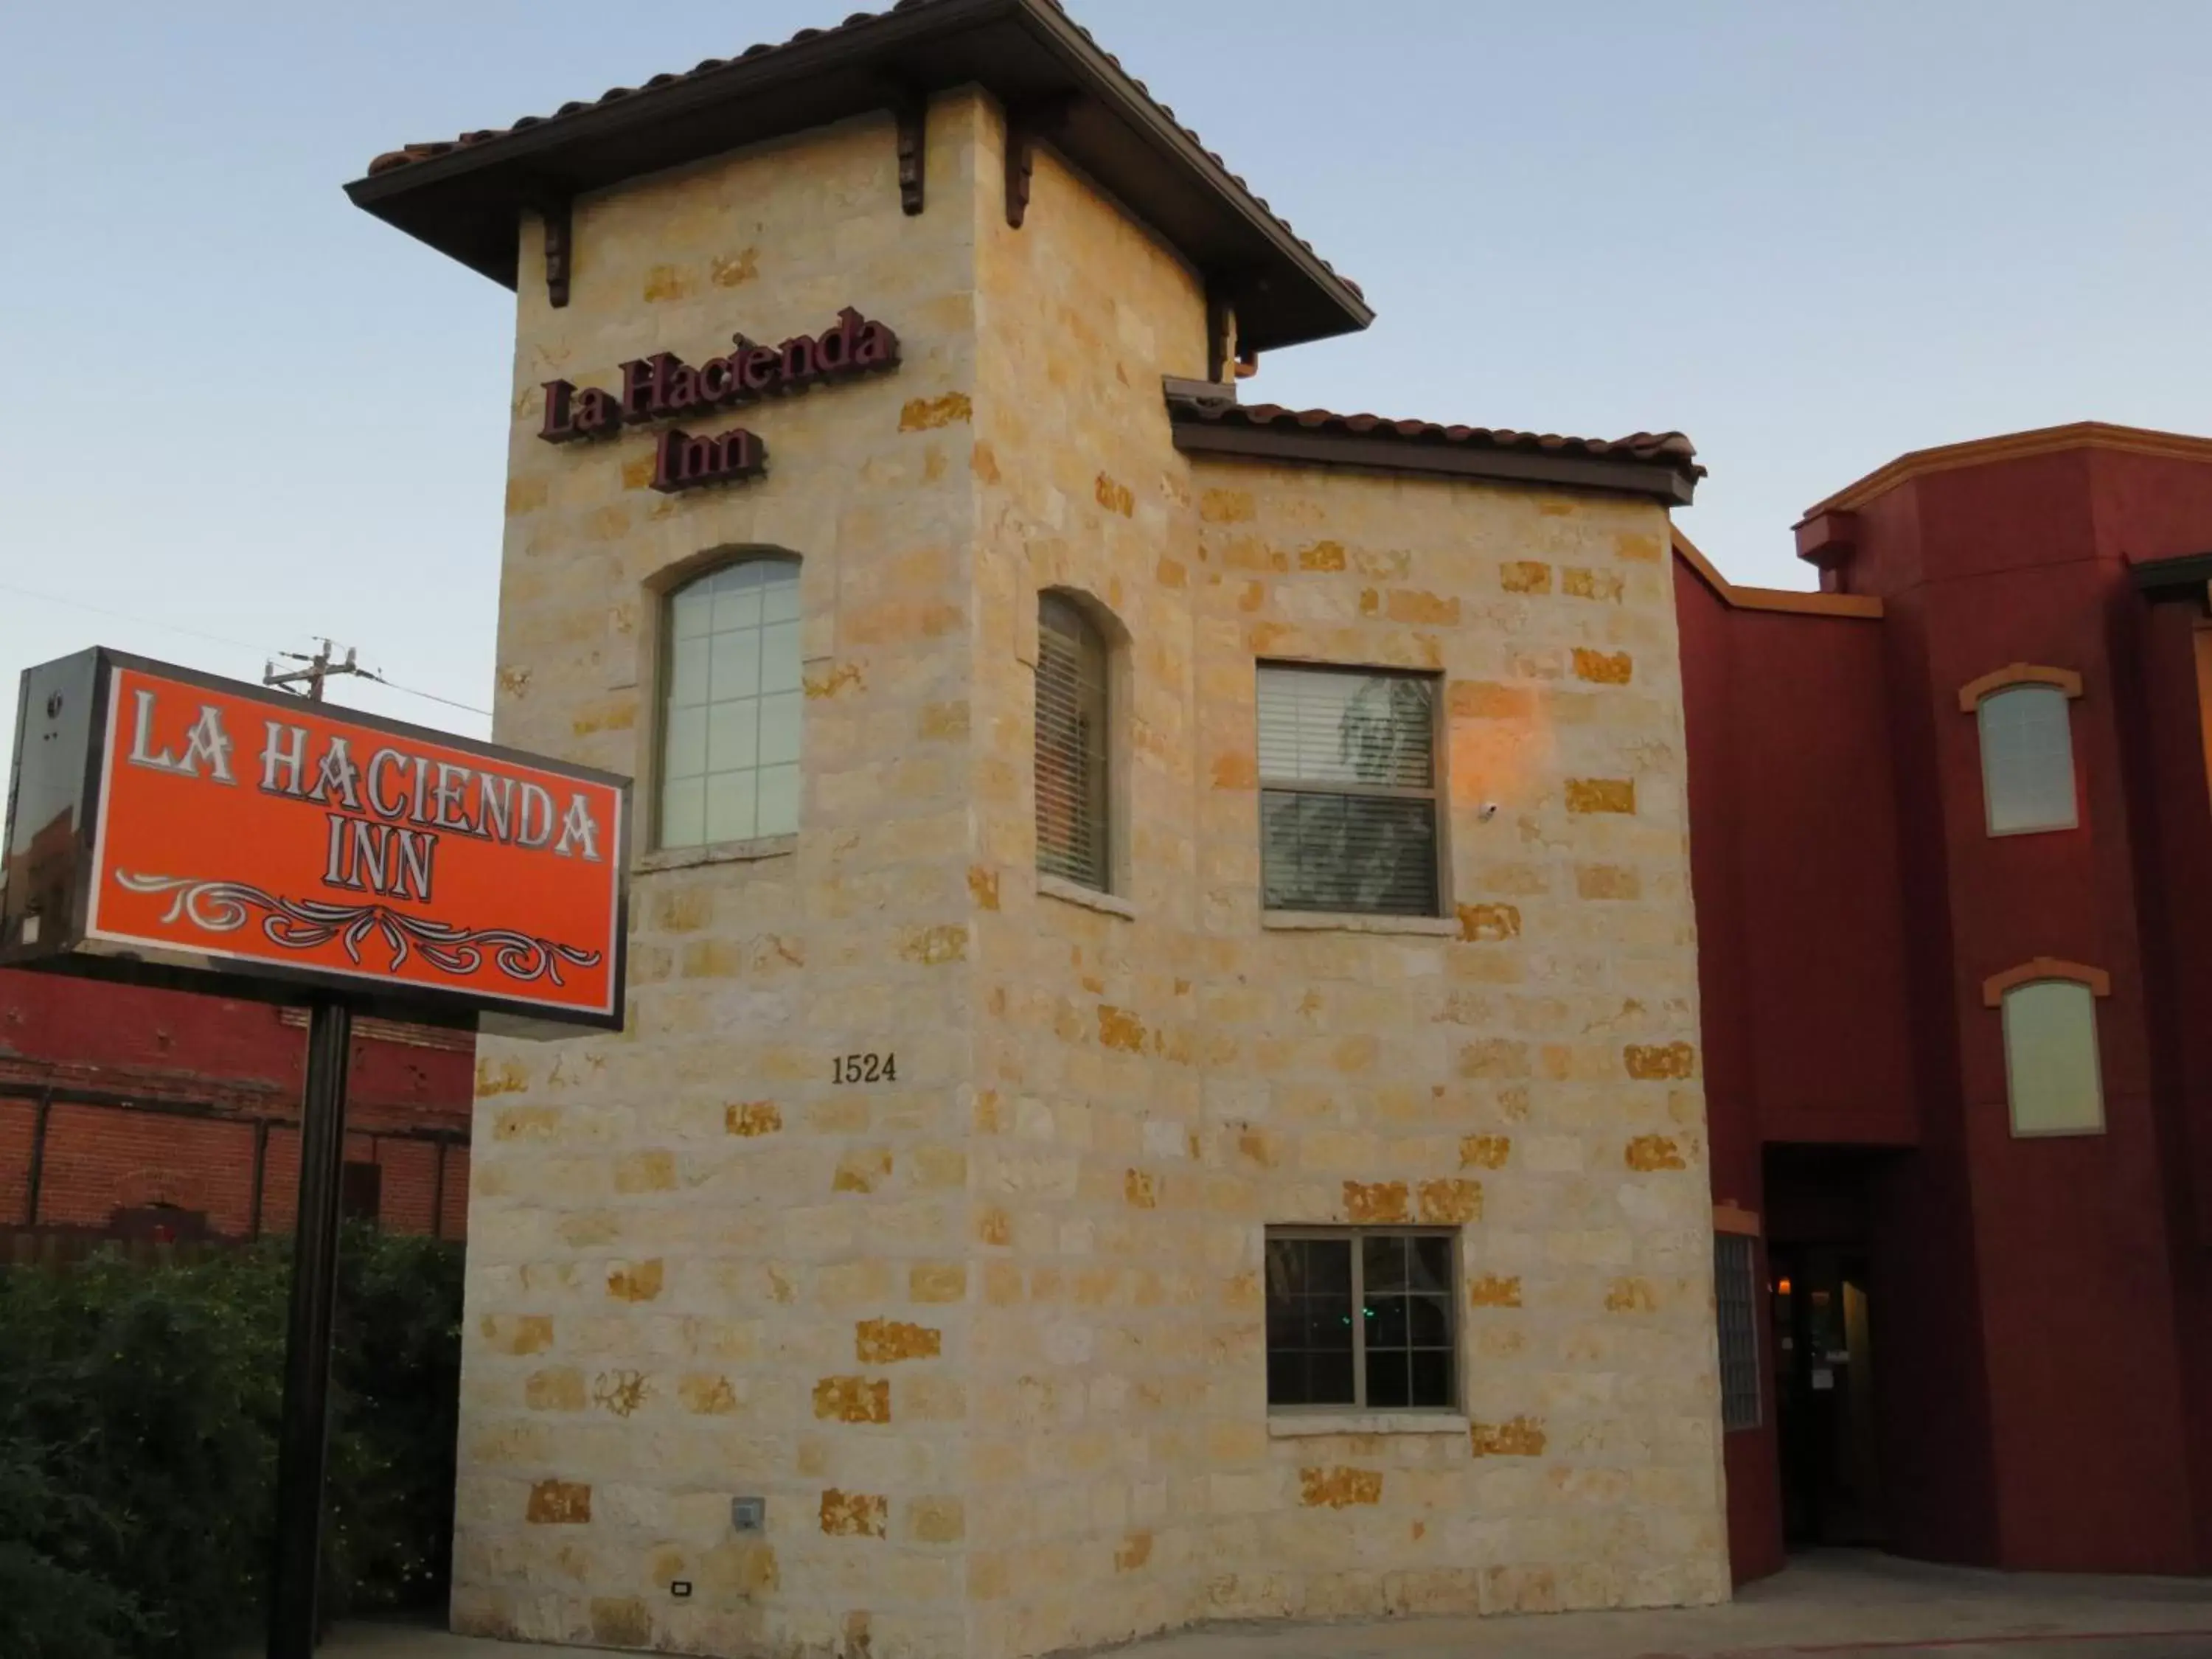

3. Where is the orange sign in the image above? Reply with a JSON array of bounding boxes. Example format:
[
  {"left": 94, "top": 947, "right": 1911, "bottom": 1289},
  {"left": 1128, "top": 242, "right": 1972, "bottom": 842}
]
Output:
[{"left": 4, "top": 652, "right": 626, "bottom": 1026}]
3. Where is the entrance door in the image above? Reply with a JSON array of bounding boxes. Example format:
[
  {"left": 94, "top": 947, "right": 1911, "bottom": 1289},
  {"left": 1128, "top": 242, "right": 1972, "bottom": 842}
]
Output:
[{"left": 1770, "top": 1242, "right": 1883, "bottom": 1547}]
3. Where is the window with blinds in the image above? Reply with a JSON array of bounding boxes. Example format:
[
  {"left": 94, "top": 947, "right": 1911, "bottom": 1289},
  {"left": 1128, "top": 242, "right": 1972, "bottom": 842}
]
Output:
[
  {"left": 658, "top": 558, "right": 803, "bottom": 850},
  {"left": 1978, "top": 684, "right": 2077, "bottom": 835},
  {"left": 1036, "top": 594, "right": 1110, "bottom": 891},
  {"left": 1256, "top": 664, "right": 1440, "bottom": 916},
  {"left": 1714, "top": 1232, "right": 1761, "bottom": 1431}
]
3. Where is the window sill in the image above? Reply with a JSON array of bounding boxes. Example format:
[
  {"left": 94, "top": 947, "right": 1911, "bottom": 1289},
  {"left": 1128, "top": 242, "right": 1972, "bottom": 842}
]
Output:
[
  {"left": 1262, "top": 911, "right": 1458, "bottom": 937},
  {"left": 1267, "top": 1412, "right": 1470, "bottom": 1439},
  {"left": 635, "top": 834, "right": 797, "bottom": 874},
  {"left": 1039, "top": 874, "right": 1136, "bottom": 919}
]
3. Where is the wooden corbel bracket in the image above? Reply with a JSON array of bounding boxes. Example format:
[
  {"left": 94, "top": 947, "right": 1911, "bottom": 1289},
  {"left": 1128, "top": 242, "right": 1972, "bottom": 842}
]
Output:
[{"left": 1004, "top": 95, "right": 1076, "bottom": 229}]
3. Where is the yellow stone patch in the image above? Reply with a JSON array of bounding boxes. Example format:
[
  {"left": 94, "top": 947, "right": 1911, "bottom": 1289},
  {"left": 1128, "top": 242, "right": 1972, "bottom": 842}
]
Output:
[
  {"left": 504, "top": 476, "right": 549, "bottom": 515},
  {"left": 606, "top": 1260, "right": 664, "bottom": 1304},
  {"left": 1564, "top": 566, "right": 1626, "bottom": 602},
  {"left": 1458, "top": 1039, "right": 1530, "bottom": 1079},
  {"left": 803, "top": 661, "right": 864, "bottom": 700},
  {"left": 1606, "top": 1278, "right": 1659, "bottom": 1313},
  {"left": 1298, "top": 1467, "right": 1383, "bottom": 1508},
  {"left": 819, "top": 1489, "right": 887, "bottom": 1538},
  {"left": 678, "top": 1374, "right": 740, "bottom": 1416},
  {"left": 476, "top": 1058, "right": 529, "bottom": 1097},
  {"left": 709, "top": 247, "right": 759, "bottom": 287},
  {"left": 524, "top": 1368, "right": 585, "bottom": 1411},
  {"left": 1467, "top": 1273, "right": 1522, "bottom": 1307},
  {"left": 1387, "top": 588, "right": 1460, "bottom": 625},
  {"left": 481, "top": 1315, "right": 554, "bottom": 1356},
  {"left": 1199, "top": 487, "right": 1255, "bottom": 523},
  {"left": 1095, "top": 473, "right": 1135, "bottom": 517},
  {"left": 918, "top": 700, "right": 969, "bottom": 739},
  {"left": 592, "top": 1369, "right": 650, "bottom": 1417},
  {"left": 1343, "top": 1180, "right": 1409, "bottom": 1223},
  {"left": 1450, "top": 681, "right": 1535, "bottom": 721},
  {"left": 726, "top": 1101, "right": 782, "bottom": 1137},
  {"left": 970, "top": 440, "right": 1001, "bottom": 482},
  {"left": 526, "top": 1479, "right": 591, "bottom": 1524},
  {"left": 1500, "top": 560, "right": 1553, "bottom": 594},
  {"left": 900, "top": 924, "right": 967, "bottom": 965},
  {"left": 1115, "top": 1531, "right": 1153, "bottom": 1571},
  {"left": 1625, "top": 1133, "right": 1687, "bottom": 1171},
  {"left": 832, "top": 1148, "right": 892, "bottom": 1194},
  {"left": 1459, "top": 1134, "right": 1511, "bottom": 1169},
  {"left": 1298, "top": 539, "right": 1346, "bottom": 571},
  {"left": 898, "top": 392, "right": 971, "bottom": 431},
  {"left": 1615, "top": 530, "right": 1664, "bottom": 562},
  {"left": 855, "top": 1318, "right": 941, "bottom": 1364},
  {"left": 1124, "top": 1169, "right": 1158, "bottom": 1209},
  {"left": 1417, "top": 1178, "right": 1483, "bottom": 1223},
  {"left": 1469, "top": 1416, "right": 1548, "bottom": 1457},
  {"left": 1573, "top": 647, "right": 1634, "bottom": 684},
  {"left": 1210, "top": 751, "right": 1257, "bottom": 790},
  {"left": 1565, "top": 778, "right": 1637, "bottom": 815},
  {"left": 1576, "top": 864, "right": 1642, "bottom": 900},
  {"left": 1625, "top": 1042, "right": 1696, "bottom": 1079},
  {"left": 977, "top": 1207, "right": 1011, "bottom": 1246},
  {"left": 1156, "top": 556, "right": 1187, "bottom": 588},
  {"left": 911, "top": 1263, "right": 967, "bottom": 1303},
  {"left": 967, "top": 865, "right": 1001, "bottom": 911},
  {"left": 1097, "top": 1005, "right": 1147, "bottom": 1052},
  {"left": 620, "top": 453, "right": 656, "bottom": 491},
  {"left": 813, "top": 1375, "right": 891, "bottom": 1424},
  {"left": 1456, "top": 902, "right": 1521, "bottom": 942},
  {"left": 615, "top": 1152, "right": 677, "bottom": 1193},
  {"left": 641, "top": 263, "right": 690, "bottom": 302}
]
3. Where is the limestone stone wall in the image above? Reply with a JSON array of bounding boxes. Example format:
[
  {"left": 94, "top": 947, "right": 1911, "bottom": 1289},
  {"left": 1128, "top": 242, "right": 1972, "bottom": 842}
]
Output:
[
  {"left": 462, "top": 96, "right": 995, "bottom": 1657},
  {"left": 459, "top": 83, "right": 1725, "bottom": 1659}
]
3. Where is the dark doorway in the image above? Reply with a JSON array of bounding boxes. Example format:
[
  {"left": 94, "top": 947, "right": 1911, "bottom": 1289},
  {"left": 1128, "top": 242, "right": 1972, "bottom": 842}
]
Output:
[{"left": 1766, "top": 1148, "right": 1889, "bottom": 1550}]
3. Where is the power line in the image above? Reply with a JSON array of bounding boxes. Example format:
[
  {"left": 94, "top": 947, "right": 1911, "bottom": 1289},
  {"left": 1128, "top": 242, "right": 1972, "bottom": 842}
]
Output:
[{"left": 3, "top": 577, "right": 492, "bottom": 721}]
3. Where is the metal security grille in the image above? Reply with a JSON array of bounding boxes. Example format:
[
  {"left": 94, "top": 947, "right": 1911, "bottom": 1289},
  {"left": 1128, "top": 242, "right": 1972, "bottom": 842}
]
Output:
[
  {"left": 1256, "top": 664, "right": 1439, "bottom": 916},
  {"left": 1035, "top": 596, "right": 1110, "bottom": 891},
  {"left": 1714, "top": 1232, "right": 1762, "bottom": 1431}
]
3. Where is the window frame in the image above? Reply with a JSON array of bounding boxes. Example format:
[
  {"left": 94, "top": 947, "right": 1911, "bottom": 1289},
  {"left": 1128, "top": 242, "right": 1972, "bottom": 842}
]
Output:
[
  {"left": 649, "top": 552, "right": 805, "bottom": 856},
  {"left": 1960, "top": 666, "right": 2083, "bottom": 839},
  {"left": 1997, "top": 977, "right": 2107, "bottom": 1138},
  {"left": 1253, "top": 661, "right": 1450, "bottom": 920},
  {"left": 1264, "top": 1224, "right": 1463, "bottom": 1417},
  {"left": 1034, "top": 591, "right": 1115, "bottom": 894}
]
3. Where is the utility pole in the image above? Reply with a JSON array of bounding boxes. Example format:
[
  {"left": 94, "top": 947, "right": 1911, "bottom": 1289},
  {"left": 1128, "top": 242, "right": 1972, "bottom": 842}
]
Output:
[{"left": 264, "top": 639, "right": 372, "bottom": 704}]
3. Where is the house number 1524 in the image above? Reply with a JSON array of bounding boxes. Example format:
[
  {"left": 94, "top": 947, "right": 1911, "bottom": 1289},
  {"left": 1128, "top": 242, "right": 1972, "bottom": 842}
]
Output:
[{"left": 833, "top": 1053, "right": 896, "bottom": 1085}]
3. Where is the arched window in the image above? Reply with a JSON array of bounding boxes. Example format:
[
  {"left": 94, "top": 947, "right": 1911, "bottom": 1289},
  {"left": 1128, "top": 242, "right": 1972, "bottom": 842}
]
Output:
[
  {"left": 658, "top": 557, "right": 801, "bottom": 850},
  {"left": 1986, "top": 961, "right": 2110, "bottom": 1137},
  {"left": 1964, "top": 669, "right": 2080, "bottom": 836},
  {"left": 1035, "top": 594, "right": 1110, "bottom": 891}
]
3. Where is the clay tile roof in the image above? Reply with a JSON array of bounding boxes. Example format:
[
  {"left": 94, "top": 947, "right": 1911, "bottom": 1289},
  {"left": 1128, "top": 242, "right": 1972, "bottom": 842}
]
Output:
[
  {"left": 350, "top": 0, "right": 1371, "bottom": 353},
  {"left": 1165, "top": 389, "right": 1703, "bottom": 504}
]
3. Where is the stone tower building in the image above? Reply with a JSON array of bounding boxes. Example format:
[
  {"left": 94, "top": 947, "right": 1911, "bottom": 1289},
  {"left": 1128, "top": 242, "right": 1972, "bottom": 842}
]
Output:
[{"left": 350, "top": 3, "right": 1728, "bottom": 1653}]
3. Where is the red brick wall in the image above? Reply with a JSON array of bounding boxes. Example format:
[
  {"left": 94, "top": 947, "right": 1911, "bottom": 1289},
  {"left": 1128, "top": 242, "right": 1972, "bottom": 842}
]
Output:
[{"left": 0, "top": 970, "right": 473, "bottom": 1240}]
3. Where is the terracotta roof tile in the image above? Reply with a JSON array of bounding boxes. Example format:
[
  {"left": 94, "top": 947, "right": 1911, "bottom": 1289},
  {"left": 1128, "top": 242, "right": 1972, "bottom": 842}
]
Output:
[{"left": 1171, "top": 395, "right": 1703, "bottom": 478}]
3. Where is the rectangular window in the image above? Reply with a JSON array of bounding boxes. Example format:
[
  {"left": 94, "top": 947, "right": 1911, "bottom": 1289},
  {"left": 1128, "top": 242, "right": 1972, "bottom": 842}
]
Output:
[
  {"left": 1256, "top": 664, "right": 1441, "bottom": 917},
  {"left": 1714, "top": 1232, "right": 1761, "bottom": 1431},
  {"left": 1265, "top": 1229, "right": 1458, "bottom": 1411}
]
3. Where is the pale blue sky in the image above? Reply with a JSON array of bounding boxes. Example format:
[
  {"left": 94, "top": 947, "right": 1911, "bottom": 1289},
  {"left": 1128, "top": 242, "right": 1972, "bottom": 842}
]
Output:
[{"left": 4, "top": 1, "right": 2207, "bottom": 785}]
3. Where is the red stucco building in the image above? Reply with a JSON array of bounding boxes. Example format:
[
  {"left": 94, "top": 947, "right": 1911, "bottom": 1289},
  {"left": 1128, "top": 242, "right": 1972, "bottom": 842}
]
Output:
[
  {"left": 1681, "top": 421, "right": 2212, "bottom": 1582},
  {"left": 0, "top": 968, "right": 473, "bottom": 1240}
]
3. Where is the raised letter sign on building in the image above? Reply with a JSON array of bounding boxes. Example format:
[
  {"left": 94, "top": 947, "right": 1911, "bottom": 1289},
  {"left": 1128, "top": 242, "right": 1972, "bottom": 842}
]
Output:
[{"left": 1, "top": 649, "right": 627, "bottom": 1029}]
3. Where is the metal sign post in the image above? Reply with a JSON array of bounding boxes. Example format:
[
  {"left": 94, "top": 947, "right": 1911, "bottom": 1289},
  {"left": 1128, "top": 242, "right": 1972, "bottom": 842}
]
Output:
[{"left": 265, "top": 998, "right": 355, "bottom": 1659}]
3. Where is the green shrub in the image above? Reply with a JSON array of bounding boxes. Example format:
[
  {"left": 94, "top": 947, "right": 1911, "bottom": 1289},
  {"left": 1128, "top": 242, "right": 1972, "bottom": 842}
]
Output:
[{"left": 0, "top": 1228, "right": 463, "bottom": 1659}]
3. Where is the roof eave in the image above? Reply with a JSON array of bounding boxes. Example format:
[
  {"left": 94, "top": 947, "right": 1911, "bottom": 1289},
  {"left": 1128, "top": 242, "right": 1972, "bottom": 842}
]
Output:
[
  {"left": 343, "top": 0, "right": 1373, "bottom": 352},
  {"left": 1169, "top": 417, "right": 1699, "bottom": 507}
]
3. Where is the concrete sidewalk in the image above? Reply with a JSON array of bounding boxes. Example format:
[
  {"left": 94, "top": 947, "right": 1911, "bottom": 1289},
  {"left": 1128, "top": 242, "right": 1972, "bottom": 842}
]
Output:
[{"left": 320, "top": 1551, "right": 2212, "bottom": 1659}]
